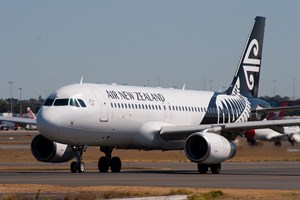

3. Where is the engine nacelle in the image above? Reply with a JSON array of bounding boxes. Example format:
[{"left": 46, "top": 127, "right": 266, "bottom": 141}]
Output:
[
  {"left": 31, "top": 134, "right": 76, "bottom": 163},
  {"left": 184, "top": 132, "right": 236, "bottom": 164},
  {"left": 249, "top": 100, "right": 271, "bottom": 121}
]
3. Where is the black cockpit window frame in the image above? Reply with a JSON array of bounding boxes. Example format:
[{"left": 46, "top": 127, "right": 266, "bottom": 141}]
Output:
[{"left": 44, "top": 98, "right": 55, "bottom": 106}]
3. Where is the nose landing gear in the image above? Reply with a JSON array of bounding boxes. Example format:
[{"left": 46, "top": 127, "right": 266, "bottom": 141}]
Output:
[{"left": 70, "top": 145, "right": 87, "bottom": 173}]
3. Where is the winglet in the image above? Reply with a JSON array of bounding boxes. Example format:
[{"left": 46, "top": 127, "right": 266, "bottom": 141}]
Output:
[{"left": 80, "top": 77, "right": 83, "bottom": 84}]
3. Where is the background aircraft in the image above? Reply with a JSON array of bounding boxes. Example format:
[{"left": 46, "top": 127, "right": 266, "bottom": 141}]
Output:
[
  {"left": 244, "top": 102, "right": 300, "bottom": 146},
  {"left": 0, "top": 107, "right": 37, "bottom": 131},
  {"left": 244, "top": 126, "right": 300, "bottom": 146}
]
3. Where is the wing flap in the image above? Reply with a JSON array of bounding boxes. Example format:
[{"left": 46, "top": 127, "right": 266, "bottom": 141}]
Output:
[
  {"left": 160, "top": 118, "right": 300, "bottom": 141},
  {"left": 224, "top": 118, "right": 300, "bottom": 131}
]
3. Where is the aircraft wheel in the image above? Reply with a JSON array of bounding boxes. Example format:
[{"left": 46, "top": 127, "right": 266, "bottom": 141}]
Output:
[
  {"left": 274, "top": 140, "right": 282, "bottom": 147},
  {"left": 70, "top": 161, "right": 78, "bottom": 173},
  {"left": 210, "top": 163, "right": 221, "bottom": 174},
  {"left": 98, "top": 156, "right": 109, "bottom": 173},
  {"left": 78, "top": 161, "right": 85, "bottom": 173},
  {"left": 110, "top": 157, "right": 122, "bottom": 173},
  {"left": 197, "top": 164, "right": 208, "bottom": 174}
]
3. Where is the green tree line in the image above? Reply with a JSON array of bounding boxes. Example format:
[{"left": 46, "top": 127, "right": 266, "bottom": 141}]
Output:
[{"left": 0, "top": 98, "right": 43, "bottom": 115}]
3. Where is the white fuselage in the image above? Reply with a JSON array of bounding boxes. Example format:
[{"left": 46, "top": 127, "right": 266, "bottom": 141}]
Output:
[{"left": 37, "top": 83, "right": 248, "bottom": 149}]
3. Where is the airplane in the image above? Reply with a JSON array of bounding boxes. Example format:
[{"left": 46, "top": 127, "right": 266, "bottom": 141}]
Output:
[
  {"left": 1, "top": 16, "right": 300, "bottom": 174},
  {"left": 244, "top": 126, "right": 300, "bottom": 146},
  {"left": 0, "top": 107, "right": 37, "bottom": 130},
  {"left": 244, "top": 103, "right": 300, "bottom": 146}
]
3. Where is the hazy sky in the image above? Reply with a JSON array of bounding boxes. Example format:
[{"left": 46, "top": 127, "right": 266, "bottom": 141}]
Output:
[{"left": 0, "top": 0, "right": 299, "bottom": 100}]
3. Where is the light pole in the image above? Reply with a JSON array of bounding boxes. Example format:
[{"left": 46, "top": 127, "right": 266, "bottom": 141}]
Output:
[
  {"left": 19, "top": 88, "right": 22, "bottom": 115},
  {"left": 273, "top": 80, "right": 276, "bottom": 97},
  {"left": 8, "top": 81, "right": 14, "bottom": 116},
  {"left": 293, "top": 78, "right": 296, "bottom": 100}
]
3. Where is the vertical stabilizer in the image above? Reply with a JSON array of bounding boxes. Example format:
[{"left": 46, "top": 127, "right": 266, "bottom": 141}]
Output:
[{"left": 226, "top": 16, "right": 265, "bottom": 98}]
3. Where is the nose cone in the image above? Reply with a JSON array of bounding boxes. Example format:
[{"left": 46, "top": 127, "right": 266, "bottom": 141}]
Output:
[{"left": 37, "top": 107, "right": 62, "bottom": 140}]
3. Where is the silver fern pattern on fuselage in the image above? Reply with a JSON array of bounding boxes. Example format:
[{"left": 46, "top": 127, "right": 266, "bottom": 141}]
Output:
[
  {"left": 200, "top": 77, "right": 251, "bottom": 125},
  {"left": 216, "top": 77, "right": 251, "bottom": 123}
]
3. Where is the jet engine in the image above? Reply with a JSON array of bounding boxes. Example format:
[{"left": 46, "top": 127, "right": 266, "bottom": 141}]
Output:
[
  {"left": 184, "top": 132, "right": 236, "bottom": 164},
  {"left": 31, "top": 134, "right": 76, "bottom": 163}
]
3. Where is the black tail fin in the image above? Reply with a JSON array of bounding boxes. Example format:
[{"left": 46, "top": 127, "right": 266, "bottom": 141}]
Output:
[{"left": 226, "top": 16, "right": 265, "bottom": 98}]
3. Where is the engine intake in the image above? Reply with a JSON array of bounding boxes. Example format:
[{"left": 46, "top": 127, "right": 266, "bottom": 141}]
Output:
[
  {"left": 184, "top": 132, "right": 236, "bottom": 164},
  {"left": 31, "top": 134, "right": 76, "bottom": 163}
]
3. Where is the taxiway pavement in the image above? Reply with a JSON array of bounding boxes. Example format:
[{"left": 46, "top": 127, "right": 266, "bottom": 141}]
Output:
[{"left": 0, "top": 161, "right": 299, "bottom": 189}]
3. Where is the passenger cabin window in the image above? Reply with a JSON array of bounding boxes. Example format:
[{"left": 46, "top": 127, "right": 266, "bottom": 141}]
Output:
[
  {"left": 44, "top": 98, "right": 54, "bottom": 106},
  {"left": 54, "top": 99, "right": 69, "bottom": 106}
]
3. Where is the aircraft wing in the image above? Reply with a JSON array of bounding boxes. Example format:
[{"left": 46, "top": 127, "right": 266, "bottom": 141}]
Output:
[
  {"left": 160, "top": 118, "right": 300, "bottom": 141},
  {"left": 0, "top": 116, "right": 36, "bottom": 125},
  {"left": 256, "top": 105, "right": 300, "bottom": 114}
]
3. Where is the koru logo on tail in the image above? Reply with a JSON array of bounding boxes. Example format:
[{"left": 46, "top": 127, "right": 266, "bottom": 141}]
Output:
[{"left": 243, "top": 39, "right": 260, "bottom": 90}]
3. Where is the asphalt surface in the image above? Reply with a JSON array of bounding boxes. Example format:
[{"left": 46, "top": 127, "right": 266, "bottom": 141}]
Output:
[{"left": 0, "top": 161, "right": 299, "bottom": 190}]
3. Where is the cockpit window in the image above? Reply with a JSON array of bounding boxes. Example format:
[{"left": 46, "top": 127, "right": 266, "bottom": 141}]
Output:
[
  {"left": 44, "top": 98, "right": 55, "bottom": 106},
  {"left": 77, "top": 99, "right": 86, "bottom": 107},
  {"left": 53, "top": 98, "right": 69, "bottom": 106},
  {"left": 46, "top": 98, "right": 86, "bottom": 108},
  {"left": 69, "top": 98, "right": 80, "bottom": 107}
]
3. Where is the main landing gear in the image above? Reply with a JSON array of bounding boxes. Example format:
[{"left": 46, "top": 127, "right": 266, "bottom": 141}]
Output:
[
  {"left": 197, "top": 163, "right": 221, "bottom": 174},
  {"left": 98, "top": 147, "right": 122, "bottom": 173},
  {"left": 70, "top": 145, "right": 87, "bottom": 173}
]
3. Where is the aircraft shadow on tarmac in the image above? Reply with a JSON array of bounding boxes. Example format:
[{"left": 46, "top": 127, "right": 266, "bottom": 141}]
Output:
[
  {"left": 124, "top": 169, "right": 299, "bottom": 177},
  {"left": 14, "top": 169, "right": 299, "bottom": 177}
]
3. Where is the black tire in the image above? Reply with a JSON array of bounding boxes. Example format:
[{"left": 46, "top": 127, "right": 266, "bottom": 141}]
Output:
[
  {"left": 98, "top": 157, "right": 109, "bottom": 173},
  {"left": 77, "top": 161, "right": 85, "bottom": 173},
  {"left": 110, "top": 157, "right": 122, "bottom": 173},
  {"left": 70, "top": 161, "right": 78, "bottom": 173},
  {"left": 274, "top": 140, "right": 282, "bottom": 147},
  {"left": 210, "top": 163, "right": 221, "bottom": 174},
  {"left": 197, "top": 164, "right": 208, "bottom": 174},
  {"left": 247, "top": 138, "right": 257, "bottom": 146}
]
